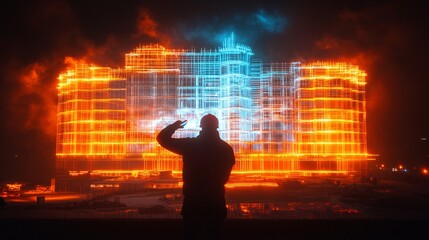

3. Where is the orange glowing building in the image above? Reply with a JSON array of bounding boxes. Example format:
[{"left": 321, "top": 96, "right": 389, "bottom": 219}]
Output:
[
  {"left": 294, "top": 62, "right": 368, "bottom": 172},
  {"left": 56, "top": 34, "right": 370, "bottom": 177}
]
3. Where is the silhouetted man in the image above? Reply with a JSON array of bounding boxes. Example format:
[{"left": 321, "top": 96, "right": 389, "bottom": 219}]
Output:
[{"left": 157, "top": 114, "right": 235, "bottom": 240}]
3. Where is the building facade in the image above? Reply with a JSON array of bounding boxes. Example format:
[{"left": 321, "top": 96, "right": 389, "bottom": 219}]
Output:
[{"left": 56, "top": 34, "right": 369, "bottom": 176}]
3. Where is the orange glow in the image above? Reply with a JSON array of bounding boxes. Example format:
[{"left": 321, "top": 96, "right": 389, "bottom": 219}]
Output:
[
  {"left": 423, "top": 168, "right": 428, "bottom": 175},
  {"left": 6, "top": 183, "right": 23, "bottom": 191},
  {"left": 225, "top": 182, "right": 278, "bottom": 189},
  {"left": 15, "top": 63, "right": 57, "bottom": 137},
  {"left": 90, "top": 184, "right": 120, "bottom": 188},
  {"left": 295, "top": 62, "right": 368, "bottom": 173},
  {"left": 136, "top": 9, "right": 159, "bottom": 38},
  {"left": 40, "top": 194, "right": 85, "bottom": 202},
  {"left": 56, "top": 64, "right": 127, "bottom": 172},
  {"left": 5, "top": 194, "right": 87, "bottom": 203}
]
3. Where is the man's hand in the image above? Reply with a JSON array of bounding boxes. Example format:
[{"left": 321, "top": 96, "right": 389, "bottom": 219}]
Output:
[{"left": 172, "top": 120, "right": 187, "bottom": 130}]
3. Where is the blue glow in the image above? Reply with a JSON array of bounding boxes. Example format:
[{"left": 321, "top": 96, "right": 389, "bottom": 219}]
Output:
[
  {"left": 182, "top": 10, "right": 286, "bottom": 47},
  {"left": 254, "top": 9, "right": 286, "bottom": 33}
]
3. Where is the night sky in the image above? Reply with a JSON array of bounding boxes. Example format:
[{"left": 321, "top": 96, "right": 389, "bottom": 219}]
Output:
[{"left": 1, "top": 0, "right": 428, "bottom": 183}]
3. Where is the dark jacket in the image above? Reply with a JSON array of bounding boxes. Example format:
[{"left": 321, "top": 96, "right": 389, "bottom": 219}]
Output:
[{"left": 157, "top": 124, "right": 235, "bottom": 202}]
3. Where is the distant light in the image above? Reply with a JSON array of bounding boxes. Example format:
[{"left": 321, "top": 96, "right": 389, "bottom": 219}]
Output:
[
  {"left": 398, "top": 165, "right": 403, "bottom": 169},
  {"left": 423, "top": 169, "right": 428, "bottom": 175},
  {"left": 6, "top": 183, "right": 23, "bottom": 191},
  {"left": 392, "top": 168, "right": 398, "bottom": 172},
  {"left": 422, "top": 137, "right": 427, "bottom": 141}
]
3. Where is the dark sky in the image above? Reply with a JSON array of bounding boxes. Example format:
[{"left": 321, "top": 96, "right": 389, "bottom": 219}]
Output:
[{"left": 1, "top": 0, "right": 428, "bottom": 183}]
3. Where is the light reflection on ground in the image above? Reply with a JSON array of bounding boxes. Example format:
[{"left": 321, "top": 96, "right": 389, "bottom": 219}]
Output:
[
  {"left": 1, "top": 177, "right": 429, "bottom": 219},
  {"left": 6, "top": 193, "right": 89, "bottom": 203},
  {"left": 225, "top": 182, "right": 278, "bottom": 188}
]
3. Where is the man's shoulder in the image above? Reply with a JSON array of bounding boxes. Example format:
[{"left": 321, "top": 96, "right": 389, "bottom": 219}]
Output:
[{"left": 220, "top": 140, "right": 234, "bottom": 151}]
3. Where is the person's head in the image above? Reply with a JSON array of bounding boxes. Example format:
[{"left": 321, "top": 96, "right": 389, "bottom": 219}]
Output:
[{"left": 200, "top": 114, "right": 219, "bottom": 130}]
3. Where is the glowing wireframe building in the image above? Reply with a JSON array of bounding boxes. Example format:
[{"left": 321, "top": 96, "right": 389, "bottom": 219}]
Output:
[{"left": 56, "top": 34, "right": 369, "bottom": 176}]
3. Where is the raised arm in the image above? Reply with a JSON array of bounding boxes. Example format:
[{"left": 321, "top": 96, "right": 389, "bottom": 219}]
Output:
[{"left": 156, "top": 120, "right": 188, "bottom": 155}]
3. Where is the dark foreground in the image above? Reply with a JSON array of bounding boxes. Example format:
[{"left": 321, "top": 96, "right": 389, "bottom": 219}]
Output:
[
  {"left": 0, "top": 218, "right": 425, "bottom": 240},
  {"left": 1, "top": 174, "right": 428, "bottom": 239}
]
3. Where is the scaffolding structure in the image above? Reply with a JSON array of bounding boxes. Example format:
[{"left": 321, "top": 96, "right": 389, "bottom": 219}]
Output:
[
  {"left": 295, "top": 62, "right": 368, "bottom": 172},
  {"left": 245, "top": 62, "right": 300, "bottom": 173},
  {"left": 56, "top": 34, "right": 370, "bottom": 176},
  {"left": 56, "top": 65, "right": 126, "bottom": 170}
]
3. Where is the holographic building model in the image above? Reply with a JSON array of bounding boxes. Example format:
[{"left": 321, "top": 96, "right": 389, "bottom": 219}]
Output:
[{"left": 56, "top": 34, "right": 369, "bottom": 176}]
